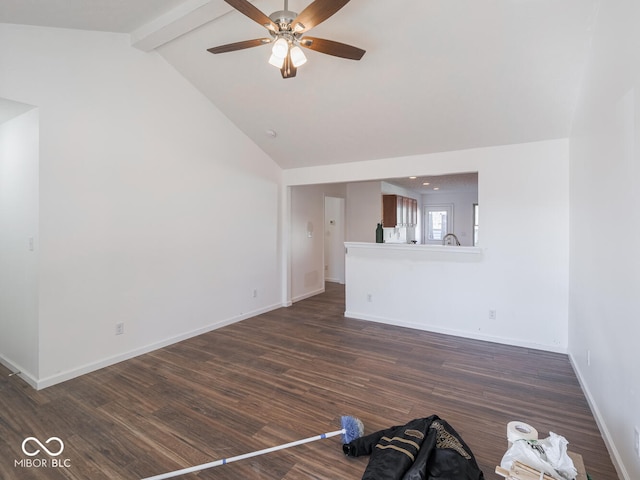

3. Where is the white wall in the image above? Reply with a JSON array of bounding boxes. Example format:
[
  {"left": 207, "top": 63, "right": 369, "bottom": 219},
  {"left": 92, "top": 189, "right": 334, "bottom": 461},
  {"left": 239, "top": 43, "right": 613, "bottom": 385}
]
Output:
[
  {"left": 569, "top": 1, "right": 640, "bottom": 478},
  {"left": 290, "top": 185, "right": 325, "bottom": 302},
  {"left": 346, "top": 181, "right": 382, "bottom": 242},
  {"left": 285, "top": 139, "right": 570, "bottom": 352},
  {"left": 0, "top": 24, "right": 283, "bottom": 388},
  {"left": 0, "top": 107, "right": 39, "bottom": 378}
]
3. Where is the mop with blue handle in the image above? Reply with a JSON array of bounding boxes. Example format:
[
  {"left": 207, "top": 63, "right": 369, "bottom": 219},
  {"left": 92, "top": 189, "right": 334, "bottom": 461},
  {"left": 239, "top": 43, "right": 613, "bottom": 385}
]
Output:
[{"left": 141, "top": 415, "right": 364, "bottom": 480}]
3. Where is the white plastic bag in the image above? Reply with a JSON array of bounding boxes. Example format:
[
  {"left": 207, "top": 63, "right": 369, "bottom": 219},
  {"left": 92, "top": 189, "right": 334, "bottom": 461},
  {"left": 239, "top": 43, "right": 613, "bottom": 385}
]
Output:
[{"left": 500, "top": 432, "right": 578, "bottom": 480}]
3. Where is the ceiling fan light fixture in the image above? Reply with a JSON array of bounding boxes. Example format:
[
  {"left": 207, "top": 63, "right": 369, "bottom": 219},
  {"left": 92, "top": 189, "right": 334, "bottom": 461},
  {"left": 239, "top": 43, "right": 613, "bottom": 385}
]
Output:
[
  {"left": 271, "top": 37, "right": 289, "bottom": 58},
  {"left": 268, "top": 53, "right": 285, "bottom": 68},
  {"left": 290, "top": 45, "right": 307, "bottom": 67}
]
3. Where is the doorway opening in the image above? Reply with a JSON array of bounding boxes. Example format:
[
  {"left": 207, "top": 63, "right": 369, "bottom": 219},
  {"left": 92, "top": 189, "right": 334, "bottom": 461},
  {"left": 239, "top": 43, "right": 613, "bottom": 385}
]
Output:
[{"left": 324, "top": 196, "right": 345, "bottom": 284}]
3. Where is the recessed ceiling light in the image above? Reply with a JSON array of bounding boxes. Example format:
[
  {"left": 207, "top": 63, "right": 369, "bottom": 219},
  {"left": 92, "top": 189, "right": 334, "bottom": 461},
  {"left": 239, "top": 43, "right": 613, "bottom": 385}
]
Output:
[
  {"left": 423, "top": 182, "right": 430, "bottom": 186},
  {"left": 409, "top": 176, "right": 417, "bottom": 179},
  {"left": 434, "top": 187, "right": 440, "bottom": 190}
]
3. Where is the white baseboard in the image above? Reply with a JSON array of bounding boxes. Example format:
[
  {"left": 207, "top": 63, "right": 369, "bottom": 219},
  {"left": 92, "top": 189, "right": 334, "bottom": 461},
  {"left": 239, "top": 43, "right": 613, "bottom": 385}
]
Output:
[
  {"left": 0, "top": 355, "right": 38, "bottom": 389},
  {"left": 343, "top": 310, "right": 568, "bottom": 354},
  {"left": 32, "top": 302, "right": 283, "bottom": 390},
  {"left": 291, "top": 286, "right": 325, "bottom": 304},
  {"left": 324, "top": 277, "right": 344, "bottom": 284},
  {"left": 568, "top": 353, "right": 629, "bottom": 480}
]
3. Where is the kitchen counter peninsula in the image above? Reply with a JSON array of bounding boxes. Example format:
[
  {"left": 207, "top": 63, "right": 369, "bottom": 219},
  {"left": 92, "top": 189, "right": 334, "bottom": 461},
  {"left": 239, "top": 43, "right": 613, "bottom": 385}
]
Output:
[
  {"left": 344, "top": 241, "right": 485, "bottom": 341},
  {"left": 345, "top": 241, "right": 482, "bottom": 258}
]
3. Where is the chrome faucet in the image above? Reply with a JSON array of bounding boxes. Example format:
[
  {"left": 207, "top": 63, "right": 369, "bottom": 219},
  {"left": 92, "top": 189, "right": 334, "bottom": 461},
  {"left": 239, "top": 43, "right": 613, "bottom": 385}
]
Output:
[{"left": 442, "top": 233, "right": 461, "bottom": 246}]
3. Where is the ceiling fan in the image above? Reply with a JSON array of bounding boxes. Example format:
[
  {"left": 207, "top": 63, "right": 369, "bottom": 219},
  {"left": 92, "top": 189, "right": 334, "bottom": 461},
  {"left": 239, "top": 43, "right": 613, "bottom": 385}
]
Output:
[{"left": 207, "top": 0, "right": 366, "bottom": 78}]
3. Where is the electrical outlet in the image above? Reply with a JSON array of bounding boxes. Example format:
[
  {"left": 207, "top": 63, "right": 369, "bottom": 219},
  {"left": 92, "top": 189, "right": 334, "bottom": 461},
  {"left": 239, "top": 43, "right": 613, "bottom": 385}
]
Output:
[
  {"left": 489, "top": 309, "right": 497, "bottom": 320},
  {"left": 252, "top": 289, "right": 258, "bottom": 298},
  {"left": 587, "top": 349, "right": 591, "bottom": 367},
  {"left": 115, "top": 322, "right": 124, "bottom": 335},
  {"left": 634, "top": 426, "right": 640, "bottom": 459},
  {"left": 367, "top": 293, "right": 373, "bottom": 302}
]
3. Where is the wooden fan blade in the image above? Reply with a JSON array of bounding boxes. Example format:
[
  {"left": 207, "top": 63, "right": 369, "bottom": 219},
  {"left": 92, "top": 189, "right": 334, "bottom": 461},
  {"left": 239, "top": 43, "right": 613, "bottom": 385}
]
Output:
[
  {"left": 291, "top": 0, "right": 351, "bottom": 33},
  {"left": 207, "top": 38, "right": 272, "bottom": 54},
  {"left": 299, "top": 37, "right": 365, "bottom": 60},
  {"left": 281, "top": 52, "right": 297, "bottom": 79},
  {"left": 224, "top": 0, "right": 278, "bottom": 32}
]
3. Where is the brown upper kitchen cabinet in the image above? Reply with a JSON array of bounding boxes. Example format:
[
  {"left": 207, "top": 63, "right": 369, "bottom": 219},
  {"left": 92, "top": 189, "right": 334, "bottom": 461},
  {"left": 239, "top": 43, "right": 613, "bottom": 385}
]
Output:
[{"left": 382, "top": 195, "right": 418, "bottom": 227}]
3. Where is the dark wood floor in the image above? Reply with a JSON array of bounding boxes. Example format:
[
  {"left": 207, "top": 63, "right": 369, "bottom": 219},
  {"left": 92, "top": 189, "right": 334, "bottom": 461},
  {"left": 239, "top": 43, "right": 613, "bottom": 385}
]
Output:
[{"left": 0, "top": 283, "right": 618, "bottom": 479}]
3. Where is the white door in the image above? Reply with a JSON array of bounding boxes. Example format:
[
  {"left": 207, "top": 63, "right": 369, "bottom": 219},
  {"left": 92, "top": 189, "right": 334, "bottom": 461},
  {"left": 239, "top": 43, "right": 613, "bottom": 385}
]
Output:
[{"left": 424, "top": 204, "right": 453, "bottom": 244}]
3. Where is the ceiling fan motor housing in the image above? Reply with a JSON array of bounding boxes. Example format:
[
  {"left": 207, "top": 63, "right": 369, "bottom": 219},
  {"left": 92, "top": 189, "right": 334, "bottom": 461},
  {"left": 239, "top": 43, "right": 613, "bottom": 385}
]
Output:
[{"left": 269, "top": 10, "right": 298, "bottom": 30}]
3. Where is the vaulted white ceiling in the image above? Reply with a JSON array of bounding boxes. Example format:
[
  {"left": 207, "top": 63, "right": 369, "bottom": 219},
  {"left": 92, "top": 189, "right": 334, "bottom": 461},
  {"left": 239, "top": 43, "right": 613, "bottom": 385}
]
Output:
[{"left": 0, "top": 0, "right": 598, "bottom": 169}]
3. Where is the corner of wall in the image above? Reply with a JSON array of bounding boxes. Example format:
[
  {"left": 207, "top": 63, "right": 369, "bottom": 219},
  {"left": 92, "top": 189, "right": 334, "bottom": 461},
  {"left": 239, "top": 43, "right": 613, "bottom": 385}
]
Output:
[{"left": 567, "top": 352, "right": 630, "bottom": 480}]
